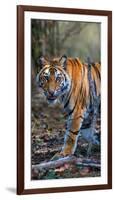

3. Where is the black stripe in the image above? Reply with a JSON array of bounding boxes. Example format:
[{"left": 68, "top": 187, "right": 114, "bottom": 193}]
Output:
[
  {"left": 65, "top": 84, "right": 83, "bottom": 117},
  {"left": 61, "top": 95, "right": 65, "bottom": 101},
  {"left": 75, "top": 58, "right": 80, "bottom": 66},
  {"left": 70, "top": 129, "right": 80, "bottom": 135},
  {"left": 82, "top": 64, "right": 85, "bottom": 77},
  {"left": 64, "top": 89, "right": 72, "bottom": 109},
  {"left": 91, "top": 63, "right": 101, "bottom": 80},
  {"left": 65, "top": 106, "right": 75, "bottom": 117},
  {"left": 65, "top": 134, "right": 74, "bottom": 142},
  {"left": 65, "top": 62, "right": 85, "bottom": 118},
  {"left": 93, "top": 80, "right": 97, "bottom": 94},
  {"left": 73, "top": 59, "right": 77, "bottom": 66},
  {"left": 69, "top": 59, "right": 74, "bottom": 66}
]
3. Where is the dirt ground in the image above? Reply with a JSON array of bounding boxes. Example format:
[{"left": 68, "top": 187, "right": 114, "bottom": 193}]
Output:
[{"left": 31, "top": 88, "right": 101, "bottom": 180}]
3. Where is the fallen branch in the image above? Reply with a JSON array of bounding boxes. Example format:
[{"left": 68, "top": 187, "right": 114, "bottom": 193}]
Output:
[{"left": 32, "top": 156, "right": 100, "bottom": 173}]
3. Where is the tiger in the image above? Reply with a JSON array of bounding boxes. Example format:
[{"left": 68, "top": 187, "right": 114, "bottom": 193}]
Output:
[{"left": 36, "top": 55, "right": 101, "bottom": 157}]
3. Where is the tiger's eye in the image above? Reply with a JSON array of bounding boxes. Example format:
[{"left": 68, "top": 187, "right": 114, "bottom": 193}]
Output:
[
  {"left": 44, "top": 75, "right": 49, "bottom": 80},
  {"left": 40, "top": 75, "right": 48, "bottom": 83}
]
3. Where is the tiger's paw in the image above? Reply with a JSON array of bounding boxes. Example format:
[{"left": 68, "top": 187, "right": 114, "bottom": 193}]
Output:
[
  {"left": 60, "top": 146, "right": 74, "bottom": 157},
  {"left": 60, "top": 151, "right": 73, "bottom": 157},
  {"left": 51, "top": 149, "right": 73, "bottom": 161}
]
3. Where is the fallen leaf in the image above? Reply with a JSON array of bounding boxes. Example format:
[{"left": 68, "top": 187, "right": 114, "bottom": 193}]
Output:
[
  {"left": 64, "top": 164, "right": 70, "bottom": 169},
  {"left": 79, "top": 167, "right": 90, "bottom": 176},
  {"left": 55, "top": 166, "right": 65, "bottom": 172}
]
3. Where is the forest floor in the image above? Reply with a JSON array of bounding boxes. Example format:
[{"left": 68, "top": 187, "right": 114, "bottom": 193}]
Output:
[{"left": 31, "top": 88, "right": 101, "bottom": 180}]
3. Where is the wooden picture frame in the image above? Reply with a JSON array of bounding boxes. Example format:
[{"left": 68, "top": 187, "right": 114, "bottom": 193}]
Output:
[{"left": 17, "top": 5, "right": 112, "bottom": 195}]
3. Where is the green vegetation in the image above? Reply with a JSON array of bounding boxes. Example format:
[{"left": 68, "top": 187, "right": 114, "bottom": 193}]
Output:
[{"left": 31, "top": 19, "right": 100, "bottom": 74}]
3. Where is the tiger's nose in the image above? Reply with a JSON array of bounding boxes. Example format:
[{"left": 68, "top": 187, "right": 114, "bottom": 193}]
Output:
[{"left": 49, "top": 89, "right": 55, "bottom": 96}]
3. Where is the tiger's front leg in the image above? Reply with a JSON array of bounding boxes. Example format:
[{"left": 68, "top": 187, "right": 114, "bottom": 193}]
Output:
[{"left": 61, "top": 110, "right": 85, "bottom": 156}]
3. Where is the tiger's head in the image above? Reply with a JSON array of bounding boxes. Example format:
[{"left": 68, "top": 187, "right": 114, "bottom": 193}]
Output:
[{"left": 36, "top": 55, "right": 71, "bottom": 103}]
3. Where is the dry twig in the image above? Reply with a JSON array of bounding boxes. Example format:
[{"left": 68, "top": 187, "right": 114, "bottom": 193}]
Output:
[{"left": 32, "top": 155, "right": 100, "bottom": 173}]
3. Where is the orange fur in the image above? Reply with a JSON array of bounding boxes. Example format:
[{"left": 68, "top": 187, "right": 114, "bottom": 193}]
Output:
[{"left": 38, "top": 56, "right": 101, "bottom": 156}]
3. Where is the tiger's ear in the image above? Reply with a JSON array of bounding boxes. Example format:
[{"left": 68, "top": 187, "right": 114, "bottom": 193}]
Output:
[
  {"left": 37, "top": 56, "right": 48, "bottom": 69},
  {"left": 59, "top": 55, "right": 67, "bottom": 69}
]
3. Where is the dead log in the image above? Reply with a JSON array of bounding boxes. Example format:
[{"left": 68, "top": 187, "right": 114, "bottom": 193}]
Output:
[{"left": 32, "top": 156, "right": 100, "bottom": 173}]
